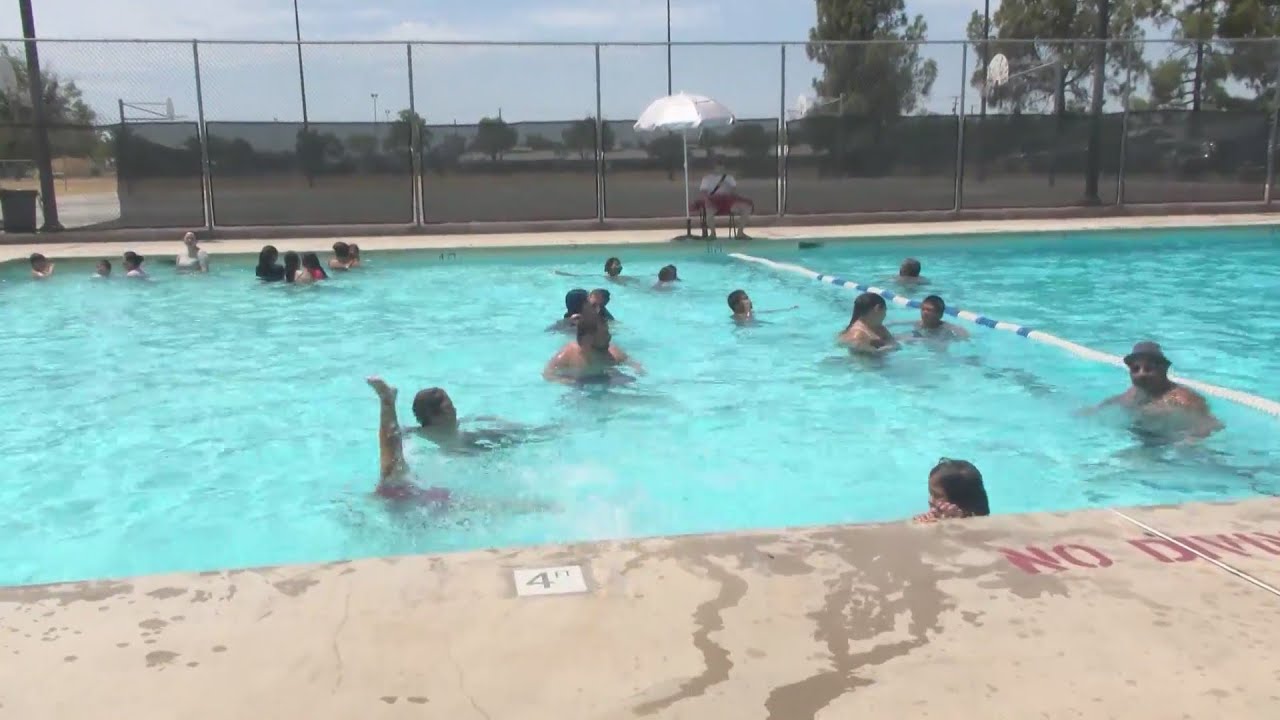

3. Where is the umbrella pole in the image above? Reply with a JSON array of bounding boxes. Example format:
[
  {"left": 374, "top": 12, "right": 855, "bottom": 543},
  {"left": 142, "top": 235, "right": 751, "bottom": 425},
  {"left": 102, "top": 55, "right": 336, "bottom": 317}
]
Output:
[{"left": 682, "top": 133, "right": 691, "bottom": 238}]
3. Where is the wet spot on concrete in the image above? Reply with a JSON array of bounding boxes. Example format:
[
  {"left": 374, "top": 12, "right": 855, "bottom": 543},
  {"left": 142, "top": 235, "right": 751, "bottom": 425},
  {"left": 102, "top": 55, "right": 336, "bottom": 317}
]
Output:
[
  {"left": 146, "top": 587, "right": 186, "bottom": 600},
  {"left": 191, "top": 591, "right": 212, "bottom": 603},
  {"left": 64, "top": 655, "right": 77, "bottom": 663},
  {"left": 186, "top": 661, "right": 199, "bottom": 668},
  {"left": 746, "top": 648, "right": 765, "bottom": 659},
  {"left": 145, "top": 650, "right": 179, "bottom": 668},
  {"left": 145, "top": 639, "right": 157, "bottom": 645},
  {"left": 0, "top": 581, "right": 134, "bottom": 607},
  {"left": 139, "top": 619, "right": 168, "bottom": 631},
  {"left": 116, "top": 642, "right": 129, "bottom": 648},
  {"left": 169, "top": 616, "right": 185, "bottom": 622},
  {"left": 341, "top": 568, "right": 356, "bottom": 576},
  {"left": 212, "top": 645, "right": 227, "bottom": 653},
  {"left": 407, "top": 697, "right": 429, "bottom": 704},
  {"left": 272, "top": 577, "right": 319, "bottom": 597},
  {"left": 380, "top": 696, "right": 398, "bottom": 704}
]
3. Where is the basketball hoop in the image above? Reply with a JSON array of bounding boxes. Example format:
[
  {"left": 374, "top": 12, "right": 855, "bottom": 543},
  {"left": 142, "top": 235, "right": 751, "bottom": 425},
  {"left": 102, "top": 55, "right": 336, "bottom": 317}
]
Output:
[{"left": 986, "top": 53, "right": 1010, "bottom": 93}]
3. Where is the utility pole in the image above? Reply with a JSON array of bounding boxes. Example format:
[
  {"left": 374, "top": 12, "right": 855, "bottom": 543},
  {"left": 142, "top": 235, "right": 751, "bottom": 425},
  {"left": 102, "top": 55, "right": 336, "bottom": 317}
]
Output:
[
  {"left": 294, "top": 0, "right": 309, "bottom": 124},
  {"left": 1084, "top": 0, "right": 1111, "bottom": 203},
  {"left": 18, "top": 0, "right": 61, "bottom": 230},
  {"left": 666, "top": 0, "right": 673, "bottom": 95}
]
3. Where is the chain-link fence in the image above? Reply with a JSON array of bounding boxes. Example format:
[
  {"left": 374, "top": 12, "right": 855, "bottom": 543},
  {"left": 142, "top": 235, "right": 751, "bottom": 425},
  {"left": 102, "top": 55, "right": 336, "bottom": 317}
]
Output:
[{"left": 0, "top": 38, "right": 1276, "bottom": 231}]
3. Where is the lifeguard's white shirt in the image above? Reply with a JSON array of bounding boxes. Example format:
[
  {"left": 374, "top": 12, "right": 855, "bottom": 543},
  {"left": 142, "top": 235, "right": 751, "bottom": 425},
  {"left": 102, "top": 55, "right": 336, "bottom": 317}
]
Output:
[{"left": 699, "top": 173, "right": 736, "bottom": 195}]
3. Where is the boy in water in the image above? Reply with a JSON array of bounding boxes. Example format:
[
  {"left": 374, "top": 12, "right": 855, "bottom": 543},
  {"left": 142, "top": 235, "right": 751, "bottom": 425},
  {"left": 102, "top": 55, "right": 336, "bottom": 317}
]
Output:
[{"left": 543, "top": 311, "right": 644, "bottom": 384}]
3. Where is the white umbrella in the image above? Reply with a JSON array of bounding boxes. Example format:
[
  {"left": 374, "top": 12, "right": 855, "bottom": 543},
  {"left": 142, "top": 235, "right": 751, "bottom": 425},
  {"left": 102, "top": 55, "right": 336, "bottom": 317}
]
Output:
[{"left": 634, "top": 93, "right": 736, "bottom": 231}]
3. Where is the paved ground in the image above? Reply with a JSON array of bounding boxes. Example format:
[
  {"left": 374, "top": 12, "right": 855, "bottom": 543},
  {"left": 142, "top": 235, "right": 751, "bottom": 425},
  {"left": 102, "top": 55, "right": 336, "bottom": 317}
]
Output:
[
  {"left": 2, "top": 498, "right": 1279, "bottom": 719},
  {"left": 2, "top": 213, "right": 1277, "bottom": 263}
]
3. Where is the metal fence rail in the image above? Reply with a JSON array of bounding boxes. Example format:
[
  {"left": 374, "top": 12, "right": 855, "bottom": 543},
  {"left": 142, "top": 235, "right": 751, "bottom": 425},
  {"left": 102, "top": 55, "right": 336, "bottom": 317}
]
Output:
[{"left": 0, "top": 38, "right": 1275, "bottom": 231}]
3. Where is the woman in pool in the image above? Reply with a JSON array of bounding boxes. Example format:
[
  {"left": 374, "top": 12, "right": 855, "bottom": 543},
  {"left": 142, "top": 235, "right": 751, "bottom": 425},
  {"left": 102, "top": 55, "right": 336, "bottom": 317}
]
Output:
[
  {"left": 256, "top": 245, "right": 285, "bottom": 281},
  {"left": 123, "top": 252, "right": 147, "bottom": 278},
  {"left": 301, "top": 252, "right": 328, "bottom": 281},
  {"left": 913, "top": 458, "right": 990, "bottom": 523},
  {"left": 838, "top": 292, "right": 898, "bottom": 354},
  {"left": 283, "top": 251, "right": 310, "bottom": 284},
  {"left": 348, "top": 244, "right": 362, "bottom": 267}
]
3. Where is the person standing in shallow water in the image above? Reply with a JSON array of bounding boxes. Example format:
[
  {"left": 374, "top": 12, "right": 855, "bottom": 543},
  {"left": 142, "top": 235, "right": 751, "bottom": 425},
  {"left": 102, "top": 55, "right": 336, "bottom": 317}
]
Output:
[
  {"left": 1084, "top": 341, "right": 1223, "bottom": 443},
  {"left": 837, "top": 292, "right": 897, "bottom": 354},
  {"left": 256, "top": 245, "right": 285, "bottom": 281}
]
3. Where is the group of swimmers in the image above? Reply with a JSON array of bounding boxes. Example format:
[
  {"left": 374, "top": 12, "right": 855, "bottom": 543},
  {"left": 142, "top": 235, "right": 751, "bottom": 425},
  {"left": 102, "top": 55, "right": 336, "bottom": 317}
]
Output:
[{"left": 22, "top": 241, "right": 1224, "bottom": 526}]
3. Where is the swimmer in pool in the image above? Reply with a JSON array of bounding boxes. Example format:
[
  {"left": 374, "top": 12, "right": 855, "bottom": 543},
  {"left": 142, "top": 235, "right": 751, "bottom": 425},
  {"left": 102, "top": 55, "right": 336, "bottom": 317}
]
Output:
[
  {"left": 653, "top": 264, "right": 679, "bottom": 289},
  {"left": 543, "top": 310, "right": 645, "bottom": 384},
  {"left": 29, "top": 253, "right": 54, "bottom": 279},
  {"left": 366, "top": 376, "right": 453, "bottom": 505},
  {"left": 837, "top": 292, "right": 898, "bottom": 354},
  {"left": 913, "top": 458, "right": 990, "bottom": 523},
  {"left": 907, "top": 295, "right": 968, "bottom": 341},
  {"left": 175, "top": 232, "right": 210, "bottom": 273},
  {"left": 94, "top": 260, "right": 111, "bottom": 278},
  {"left": 555, "top": 256, "right": 636, "bottom": 285},
  {"left": 728, "top": 289, "right": 798, "bottom": 323},
  {"left": 408, "top": 385, "right": 553, "bottom": 454},
  {"left": 588, "top": 288, "right": 616, "bottom": 321},
  {"left": 896, "top": 257, "right": 928, "bottom": 285},
  {"left": 547, "top": 288, "right": 590, "bottom": 332},
  {"left": 1085, "top": 341, "right": 1223, "bottom": 442}
]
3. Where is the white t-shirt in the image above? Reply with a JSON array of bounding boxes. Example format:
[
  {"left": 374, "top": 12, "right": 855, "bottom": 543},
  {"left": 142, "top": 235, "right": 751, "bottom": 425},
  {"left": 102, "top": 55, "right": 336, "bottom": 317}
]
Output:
[
  {"left": 176, "top": 249, "right": 209, "bottom": 271},
  {"left": 699, "top": 173, "right": 736, "bottom": 195}
]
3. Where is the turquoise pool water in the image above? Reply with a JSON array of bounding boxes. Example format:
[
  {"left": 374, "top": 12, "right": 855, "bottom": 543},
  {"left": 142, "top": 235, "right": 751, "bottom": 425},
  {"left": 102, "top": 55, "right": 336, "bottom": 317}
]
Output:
[{"left": 2, "top": 226, "right": 1278, "bottom": 586}]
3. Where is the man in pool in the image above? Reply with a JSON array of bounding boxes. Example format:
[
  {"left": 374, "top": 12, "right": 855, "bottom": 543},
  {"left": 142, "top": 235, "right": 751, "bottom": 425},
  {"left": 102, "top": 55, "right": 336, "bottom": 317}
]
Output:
[
  {"left": 543, "top": 311, "right": 644, "bottom": 384},
  {"left": 1088, "top": 342, "right": 1223, "bottom": 442},
  {"left": 897, "top": 258, "right": 927, "bottom": 284},
  {"left": 409, "top": 385, "right": 553, "bottom": 454},
  {"left": 910, "top": 295, "right": 968, "bottom": 341},
  {"left": 555, "top": 257, "right": 636, "bottom": 285},
  {"left": 29, "top": 253, "right": 54, "bottom": 279}
]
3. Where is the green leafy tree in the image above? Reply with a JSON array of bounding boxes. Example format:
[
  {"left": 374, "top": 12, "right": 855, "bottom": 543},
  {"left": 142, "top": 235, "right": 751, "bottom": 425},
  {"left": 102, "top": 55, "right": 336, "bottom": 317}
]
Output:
[
  {"left": 560, "top": 117, "right": 614, "bottom": 159},
  {"left": 1216, "top": 0, "right": 1280, "bottom": 105},
  {"left": 472, "top": 116, "right": 518, "bottom": 161},
  {"left": 1141, "top": 0, "right": 1232, "bottom": 110},
  {"left": 726, "top": 123, "right": 773, "bottom": 158},
  {"left": 964, "top": 0, "right": 1144, "bottom": 114},
  {"left": 386, "top": 108, "right": 430, "bottom": 153},
  {"left": 807, "top": 0, "right": 938, "bottom": 121},
  {"left": 0, "top": 48, "right": 100, "bottom": 159},
  {"left": 295, "top": 127, "right": 343, "bottom": 184},
  {"left": 644, "top": 132, "right": 685, "bottom": 180},
  {"left": 525, "top": 133, "right": 557, "bottom": 151}
]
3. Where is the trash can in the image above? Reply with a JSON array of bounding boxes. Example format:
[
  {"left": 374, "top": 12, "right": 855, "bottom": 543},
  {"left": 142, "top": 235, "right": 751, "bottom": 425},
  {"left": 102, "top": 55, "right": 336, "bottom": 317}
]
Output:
[{"left": 0, "top": 189, "right": 39, "bottom": 233}]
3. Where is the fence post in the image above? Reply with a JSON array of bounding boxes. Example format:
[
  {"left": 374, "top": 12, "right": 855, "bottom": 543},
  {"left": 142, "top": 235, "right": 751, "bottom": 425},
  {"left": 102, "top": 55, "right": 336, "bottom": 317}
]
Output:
[
  {"left": 595, "top": 44, "right": 605, "bottom": 222},
  {"left": 778, "top": 44, "right": 786, "bottom": 217},
  {"left": 1116, "top": 41, "right": 1134, "bottom": 206},
  {"left": 1266, "top": 42, "right": 1280, "bottom": 204},
  {"left": 953, "top": 46, "right": 968, "bottom": 212},
  {"left": 408, "top": 43, "right": 422, "bottom": 227},
  {"left": 192, "top": 41, "right": 214, "bottom": 231}
]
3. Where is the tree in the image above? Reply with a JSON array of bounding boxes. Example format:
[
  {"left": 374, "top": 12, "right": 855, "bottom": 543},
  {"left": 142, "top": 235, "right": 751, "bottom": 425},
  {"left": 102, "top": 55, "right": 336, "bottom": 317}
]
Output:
[
  {"left": 1217, "top": 0, "right": 1280, "bottom": 104},
  {"left": 525, "top": 133, "right": 557, "bottom": 151},
  {"left": 726, "top": 123, "right": 773, "bottom": 158},
  {"left": 472, "top": 116, "right": 517, "bottom": 161},
  {"left": 0, "top": 48, "right": 100, "bottom": 159},
  {"left": 295, "top": 128, "right": 343, "bottom": 182},
  {"left": 807, "top": 0, "right": 938, "bottom": 122},
  {"left": 560, "top": 116, "right": 614, "bottom": 160},
  {"left": 1139, "top": 0, "right": 1231, "bottom": 111},
  {"left": 644, "top": 132, "right": 685, "bottom": 180},
  {"left": 964, "top": 0, "right": 1144, "bottom": 114},
  {"left": 386, "top": 108, "right": 430, "bottom": 153}
]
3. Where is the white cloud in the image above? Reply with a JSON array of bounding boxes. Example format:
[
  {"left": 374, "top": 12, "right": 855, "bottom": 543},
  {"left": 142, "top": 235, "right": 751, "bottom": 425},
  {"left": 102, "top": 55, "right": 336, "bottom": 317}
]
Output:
[{"left": 0, "top": 0, "right": 296, "bottom": 40}]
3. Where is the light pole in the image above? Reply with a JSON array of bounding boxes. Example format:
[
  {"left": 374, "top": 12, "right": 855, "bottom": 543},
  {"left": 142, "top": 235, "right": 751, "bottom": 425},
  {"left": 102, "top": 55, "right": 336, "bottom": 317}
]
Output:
[
  {"left": 18, "top": 0, "right": 60, "bottom": 230},
  {"left": 980, "top": 0, "right": 990, "bottom": 120},
  {"left": 371, "top": 93, "right": 379, "bottom": 125},
  {"left": 666, "top": 0, "right": 672, "bottom": 95},
  {"left": 293, "top": 0, "right": 308, "bottom": 124}
]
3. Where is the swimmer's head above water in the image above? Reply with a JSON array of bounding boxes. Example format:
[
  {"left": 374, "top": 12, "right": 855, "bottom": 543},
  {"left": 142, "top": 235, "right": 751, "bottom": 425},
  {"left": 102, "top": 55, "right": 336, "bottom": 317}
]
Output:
[
  {"left": 412, "top": 387, "right": 458, "bottom": 429},
  {"left": 605, "top": 257, "right": 622, "bottom": 277},
  {"left": 576, "top": 311, "right": 612, "bottom": 352},
  {"left": 1124, "top": 341, "right": 1173, "bottom": 394},
  {"left": 928, "top": 458, "right": 990, "bottom": 516},
  {"left": 845, "top": 292, "right": 887, "bottom": 330},
  {"left": 657, "top": 264, "right": 679, "bottom": 283},
  {"left": 123, "top": 251, "right": 145, "bottom": 272},
  {"left": 96, "top": 259, "right": 111, "bottom": 277},
  {"left": 920, "top": 295, "right": 946, "bottom": 328},
  {"left": 728, "top": 289, "right": 753, "bottom": 317},
  {"left": 899, "top": 258, "right": 922, "bottom": 278},
  {"left": 589, "top": 288, "right": 615, "bottom": 320},
  {"left": 564, "top": 288, "right": 589, "bottom": 317}
]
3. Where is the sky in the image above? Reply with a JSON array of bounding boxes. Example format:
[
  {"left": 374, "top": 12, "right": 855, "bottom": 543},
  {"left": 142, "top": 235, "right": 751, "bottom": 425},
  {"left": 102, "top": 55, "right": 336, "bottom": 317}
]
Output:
[{"left": 0, "top": 0, "right": 1171, "bottom": 125}]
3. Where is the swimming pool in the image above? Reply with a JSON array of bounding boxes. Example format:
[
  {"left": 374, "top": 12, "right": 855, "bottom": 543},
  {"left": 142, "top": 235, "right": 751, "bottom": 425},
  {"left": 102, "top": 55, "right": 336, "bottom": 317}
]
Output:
[{"left": 2, "top": 226, "right": 1278, "bottom": 586}]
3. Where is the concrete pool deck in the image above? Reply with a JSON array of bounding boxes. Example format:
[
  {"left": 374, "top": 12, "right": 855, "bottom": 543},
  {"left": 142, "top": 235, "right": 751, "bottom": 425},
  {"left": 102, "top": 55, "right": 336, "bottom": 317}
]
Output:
[
  {"left": 1, "top": 212, "right": 1276, "bottom": 263},
  {"left": 3, "top": 497, "right": 1280, "bottom": 719}
]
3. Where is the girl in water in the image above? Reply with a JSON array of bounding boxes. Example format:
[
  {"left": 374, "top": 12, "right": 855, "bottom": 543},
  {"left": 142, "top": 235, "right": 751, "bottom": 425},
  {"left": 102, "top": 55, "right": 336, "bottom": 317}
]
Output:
[
  {"left": 301, "top": 252, "right": 328, "bottom": 281},
  {"left": 837, "top": 292, "right": 898, "bottom": 354}
]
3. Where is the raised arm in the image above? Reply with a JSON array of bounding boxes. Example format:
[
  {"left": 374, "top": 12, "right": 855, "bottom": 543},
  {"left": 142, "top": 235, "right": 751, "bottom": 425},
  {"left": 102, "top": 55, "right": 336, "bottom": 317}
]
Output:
[{"left": 366, "top": 377, "right": 409, "bottom": 487}]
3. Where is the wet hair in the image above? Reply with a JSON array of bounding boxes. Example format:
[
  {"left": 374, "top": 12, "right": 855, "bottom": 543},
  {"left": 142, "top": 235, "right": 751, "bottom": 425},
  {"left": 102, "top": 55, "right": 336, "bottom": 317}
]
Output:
[
  {"left": 123, "top": 251, "right": 145, "bottom": 269},
  {"left": 257, "top": 245, "right": 279, "bottom": 269},
  {"left": 411, "top": 387, "right": 450, "bottom": 426},
  {"left": 564, "top": 288, "right": 589, "bottom": 317},
  {"left": 921, "top": 295, "right": 945, "bottom": 313},
  {"left": 929, "top": 459, "right": 990, "bottom": 516},
  {"left": 727, "top": 289, "right": 748, "bottom": 312},
  {"left": 590, "top": 288, "right": 615, "bottom": 321},
  {"left": 97, "top": 259, "right": 111, "bottom": 272},
  {"left": 301, "top": 252, "right": 327, "bottom": 278},
  {"left": 604, "top": 257, "right": 622, "bottom": 274},
  {"left": 332, "top": 241, "right": 351, "bottom": 259},
  {"left": 348, "top": 243, "right": 360, "bottom": 258},
  {"left": 576, "top": 309, "right": 605, "bottom": 342},
  {"left": 283, "top": 251, "right": 301, "bottom": 282},
  {"left": 845, "top": 292, "right": 887, "bottom": 330},
  {"left": 28, "top": 252, "right": 46, "bottom": 267},
  {"left": 899, "top": 258, "right": 922, "bottom": 277},
  {"left": 658, "top": 264, "right": 678, "bottom": 282}
]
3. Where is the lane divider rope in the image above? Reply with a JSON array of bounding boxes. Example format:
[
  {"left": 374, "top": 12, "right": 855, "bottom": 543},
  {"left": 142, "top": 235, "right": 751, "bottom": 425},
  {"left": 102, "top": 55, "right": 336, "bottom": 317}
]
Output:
[{"left": 728, "top": 252, "right": 1280, "bottom": 419}]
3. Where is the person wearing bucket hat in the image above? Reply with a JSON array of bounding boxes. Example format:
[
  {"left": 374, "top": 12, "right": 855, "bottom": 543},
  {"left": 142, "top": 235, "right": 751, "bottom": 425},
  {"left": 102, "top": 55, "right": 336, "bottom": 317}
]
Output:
[{"left": 1088, "top": 341, "right": 1222, "bottom": 441}]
